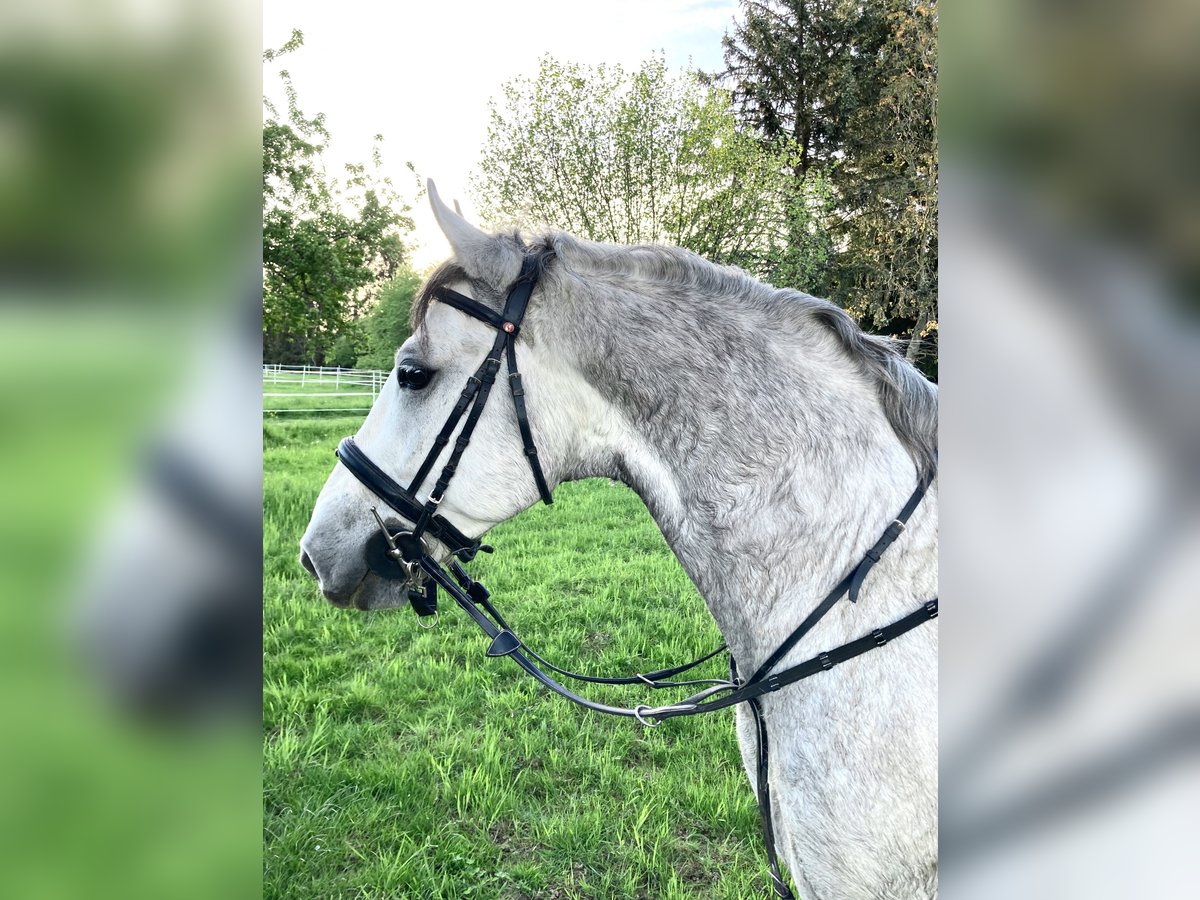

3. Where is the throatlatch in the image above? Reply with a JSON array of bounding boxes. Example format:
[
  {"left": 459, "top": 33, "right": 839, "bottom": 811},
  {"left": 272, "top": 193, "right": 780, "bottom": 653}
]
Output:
[{"left": 332, "top": 255, "right": 938, "bottom": 900}]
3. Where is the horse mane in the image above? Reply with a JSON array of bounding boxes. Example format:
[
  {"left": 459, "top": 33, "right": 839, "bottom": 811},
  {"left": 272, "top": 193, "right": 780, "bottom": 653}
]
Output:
[
  {"left": 413, "top": 230, "right": 938, "bottom": 478},
  {"left": 801, "top": 300, "right": 939, "bottom": 479}
]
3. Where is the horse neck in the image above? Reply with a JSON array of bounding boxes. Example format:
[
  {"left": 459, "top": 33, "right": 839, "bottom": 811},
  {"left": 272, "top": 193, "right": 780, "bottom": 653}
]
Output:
[{"left": 545, "top": 272, "right": 937, "bottom": 671}]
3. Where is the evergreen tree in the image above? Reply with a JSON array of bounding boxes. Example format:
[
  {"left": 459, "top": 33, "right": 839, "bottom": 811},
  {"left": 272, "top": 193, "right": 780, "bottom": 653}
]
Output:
[
  {"left": 719, "top": 1, "right": 938, "bottom": 367},
  {"left": 832, "top": 0, "right": 937, "bottom": 364},
  {"left": 720, "top": 0, "right": 882, "bottom": 180}
]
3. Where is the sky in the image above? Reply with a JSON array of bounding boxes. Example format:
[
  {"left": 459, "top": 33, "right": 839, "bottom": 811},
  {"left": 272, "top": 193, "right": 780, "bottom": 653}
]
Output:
[{"left": 263, "top": 0, "right": 740, "bottom": 269}]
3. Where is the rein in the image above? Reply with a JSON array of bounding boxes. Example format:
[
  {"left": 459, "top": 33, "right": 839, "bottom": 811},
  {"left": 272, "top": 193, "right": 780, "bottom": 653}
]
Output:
[{"left": 333, "top": 258, "right": 938, "bottom": 900}]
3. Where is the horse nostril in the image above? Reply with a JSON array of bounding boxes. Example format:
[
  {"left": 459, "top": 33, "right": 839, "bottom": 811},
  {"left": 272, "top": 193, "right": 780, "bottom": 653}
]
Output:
[{"left": 299, "top": 549, "right": 318, "bottom": 579}]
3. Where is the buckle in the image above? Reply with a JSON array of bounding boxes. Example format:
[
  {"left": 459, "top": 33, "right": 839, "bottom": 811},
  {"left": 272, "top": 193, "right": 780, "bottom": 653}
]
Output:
[
  {"left": 818, "top": 652, "right": 833, "bottom": 671},
  {"left": 872, "top": 629, "right": 888, "bottom": 647},
  {"left": 924, "top": 599, "right": 939, "bottom": 618}
]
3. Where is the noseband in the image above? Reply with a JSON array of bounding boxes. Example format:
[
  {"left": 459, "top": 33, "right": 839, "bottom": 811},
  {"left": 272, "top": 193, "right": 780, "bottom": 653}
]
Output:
[{"left": 330, "top": 254, "right": 937, "bottom": 900}]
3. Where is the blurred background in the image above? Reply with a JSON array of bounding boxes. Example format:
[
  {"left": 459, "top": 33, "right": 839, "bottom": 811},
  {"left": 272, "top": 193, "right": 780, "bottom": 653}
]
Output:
[
  {"left": 0, "top": 1, "right": 261, "bottom": 899},
  {"left": 941, "top": 0, "right": 1199, "bottom": 897}
]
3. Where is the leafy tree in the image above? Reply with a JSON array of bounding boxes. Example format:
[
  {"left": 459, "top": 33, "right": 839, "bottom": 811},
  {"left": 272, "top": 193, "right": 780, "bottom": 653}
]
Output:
[
  {"left": 831, "top": 0, "right": 937, "bottom": 364},
  {"left": 719, "top": 1, "right": 938, "bottom": 367},
  {"left": 262, "top": 30, "right": 413, "bottom": 365},
  {"left": 355, "top": 269, "right": 422, "bottom": 371},
  {"left": 328, "top": 325, "right": 365, "bottom": 369},
  {"left": 473, "top": 55, "right": 833, "bottom": 290}
]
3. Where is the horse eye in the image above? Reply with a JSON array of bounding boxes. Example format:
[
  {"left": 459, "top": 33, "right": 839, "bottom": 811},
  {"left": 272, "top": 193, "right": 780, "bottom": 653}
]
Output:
[{"left": 395, "top": 363, "right": 433, "bottom": 390}]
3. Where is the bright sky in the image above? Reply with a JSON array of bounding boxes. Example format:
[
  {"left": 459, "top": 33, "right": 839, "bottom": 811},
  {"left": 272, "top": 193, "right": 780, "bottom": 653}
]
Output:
[{"left": 263, "top": 0, "right": 739, "bottom": 270}]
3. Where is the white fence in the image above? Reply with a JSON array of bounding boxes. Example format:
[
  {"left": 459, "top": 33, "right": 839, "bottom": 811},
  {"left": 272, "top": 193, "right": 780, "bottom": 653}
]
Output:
[{"left": 263, "top": 364, "right": 388, "bottom": 415}]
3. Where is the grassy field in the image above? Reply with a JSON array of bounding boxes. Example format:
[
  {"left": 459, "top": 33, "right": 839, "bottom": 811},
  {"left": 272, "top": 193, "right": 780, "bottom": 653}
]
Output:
[
  {"left": 263, "top": 373, "right": 382, "bottom": 417},
  {"left": 263, "top": 415, "right": 772, "bottom": 899}
]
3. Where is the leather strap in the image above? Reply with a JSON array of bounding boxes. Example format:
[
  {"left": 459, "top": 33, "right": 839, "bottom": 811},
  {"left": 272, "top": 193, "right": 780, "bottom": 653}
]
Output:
[
  {"left": 849, "top": 470, "right": 934, "bottom": 602},
  {"left": 412, "top": 330, "right": 509, "bottom": 539},
  {"left": 418, "top": 557, "right": 660, "bottom": 718},
  {"left": 418, "top": 543, "right": 938, "bottom": 724},
  {"left": 406, "top": 367, "right": 483, "bottom": 493},
  {"left": 749, "top": 474, "right": 933, "bottom": 683},
  {"left": 433, "top": 287, "right": 519, "bottom": 334},
  {"left": 653, "top": 599, "right": 938, "bottom": 721},
  {"left": 748, "top": 695, "right": 796, "bottom": 900},
  {"left": 519, "top": 639, "right": 729, "bottom": 689},
  {"left": 506, "top": 339, "right": 553, "bottom": 505},
  {"left": 335, "top": 436, "right": 483, "bottom": 560}
]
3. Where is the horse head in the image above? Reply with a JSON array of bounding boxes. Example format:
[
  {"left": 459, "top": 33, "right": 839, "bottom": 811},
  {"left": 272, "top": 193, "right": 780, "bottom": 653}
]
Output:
[{"left": 299, "top": 182, "right": 586, "bottom": 611}]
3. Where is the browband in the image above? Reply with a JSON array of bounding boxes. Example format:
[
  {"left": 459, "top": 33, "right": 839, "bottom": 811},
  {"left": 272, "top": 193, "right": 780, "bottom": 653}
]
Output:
[{"left": 432, "top": 287, "right": 520, "bottom": 334}]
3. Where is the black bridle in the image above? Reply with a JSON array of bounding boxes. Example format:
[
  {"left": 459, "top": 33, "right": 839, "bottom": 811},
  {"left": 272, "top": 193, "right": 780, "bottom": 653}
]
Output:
[
  {"left": 335, "top": 255, "right": 552, "bottom": 615},
  {"left": 332, "top": 257, "right": 937, "bottom": 900}
]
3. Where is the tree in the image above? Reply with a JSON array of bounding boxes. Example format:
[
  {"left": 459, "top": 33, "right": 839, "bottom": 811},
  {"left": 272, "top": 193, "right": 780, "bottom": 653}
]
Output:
[
  {"left": 262, "top": 30, "right": 413, "bottom": 365},
  {"left": 719, "top": 1, "right": 938, "bottom": 368},
  {"left": 831, "top": 0, "right": 937, "bottom": 364},
  {"left": 473, "top": 55, "right": 834, "bottom": 289},
  {"left": 328, "top": 325, "right": 365, "bottom": 369},
  {"left": 720, "top": 0, "right": 879, "bottom": 180},
  {"left": 355, "top": 269, "right": 422, "bottom": 371}
]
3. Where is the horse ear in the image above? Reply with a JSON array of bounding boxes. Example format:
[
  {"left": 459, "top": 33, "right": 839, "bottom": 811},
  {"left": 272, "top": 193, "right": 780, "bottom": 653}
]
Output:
[
  {"left": 428, "top": 179, "right": 487, "bottom": 259},
  {"left": 427, "top": 179, "right": 521, "bottom": 283}
]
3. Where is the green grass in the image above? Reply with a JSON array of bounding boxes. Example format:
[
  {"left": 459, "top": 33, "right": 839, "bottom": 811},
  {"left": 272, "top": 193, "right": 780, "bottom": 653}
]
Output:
[
  {"left": 263, "top": 376, "right": 381, "bottom": 416},
  {"left": 264, "top": 416, "right": 771, "bottom": 899},
  {"left": 264, "top": 395, "right": 376, "bottom": 416}
]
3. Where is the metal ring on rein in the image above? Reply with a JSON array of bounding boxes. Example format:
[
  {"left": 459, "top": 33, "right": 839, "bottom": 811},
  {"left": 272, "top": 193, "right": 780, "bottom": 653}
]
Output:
[
  {"left": 634, "top": 704, "right": 661, "bottom": 728},
  {"left": 415, "top": 609, "right": 439, "bottom": 629}
]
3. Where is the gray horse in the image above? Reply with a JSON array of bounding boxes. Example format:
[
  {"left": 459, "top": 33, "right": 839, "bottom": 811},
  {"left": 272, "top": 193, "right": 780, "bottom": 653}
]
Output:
[{"left": 301, "top": 182, "right": 938, "bottom": 899}]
